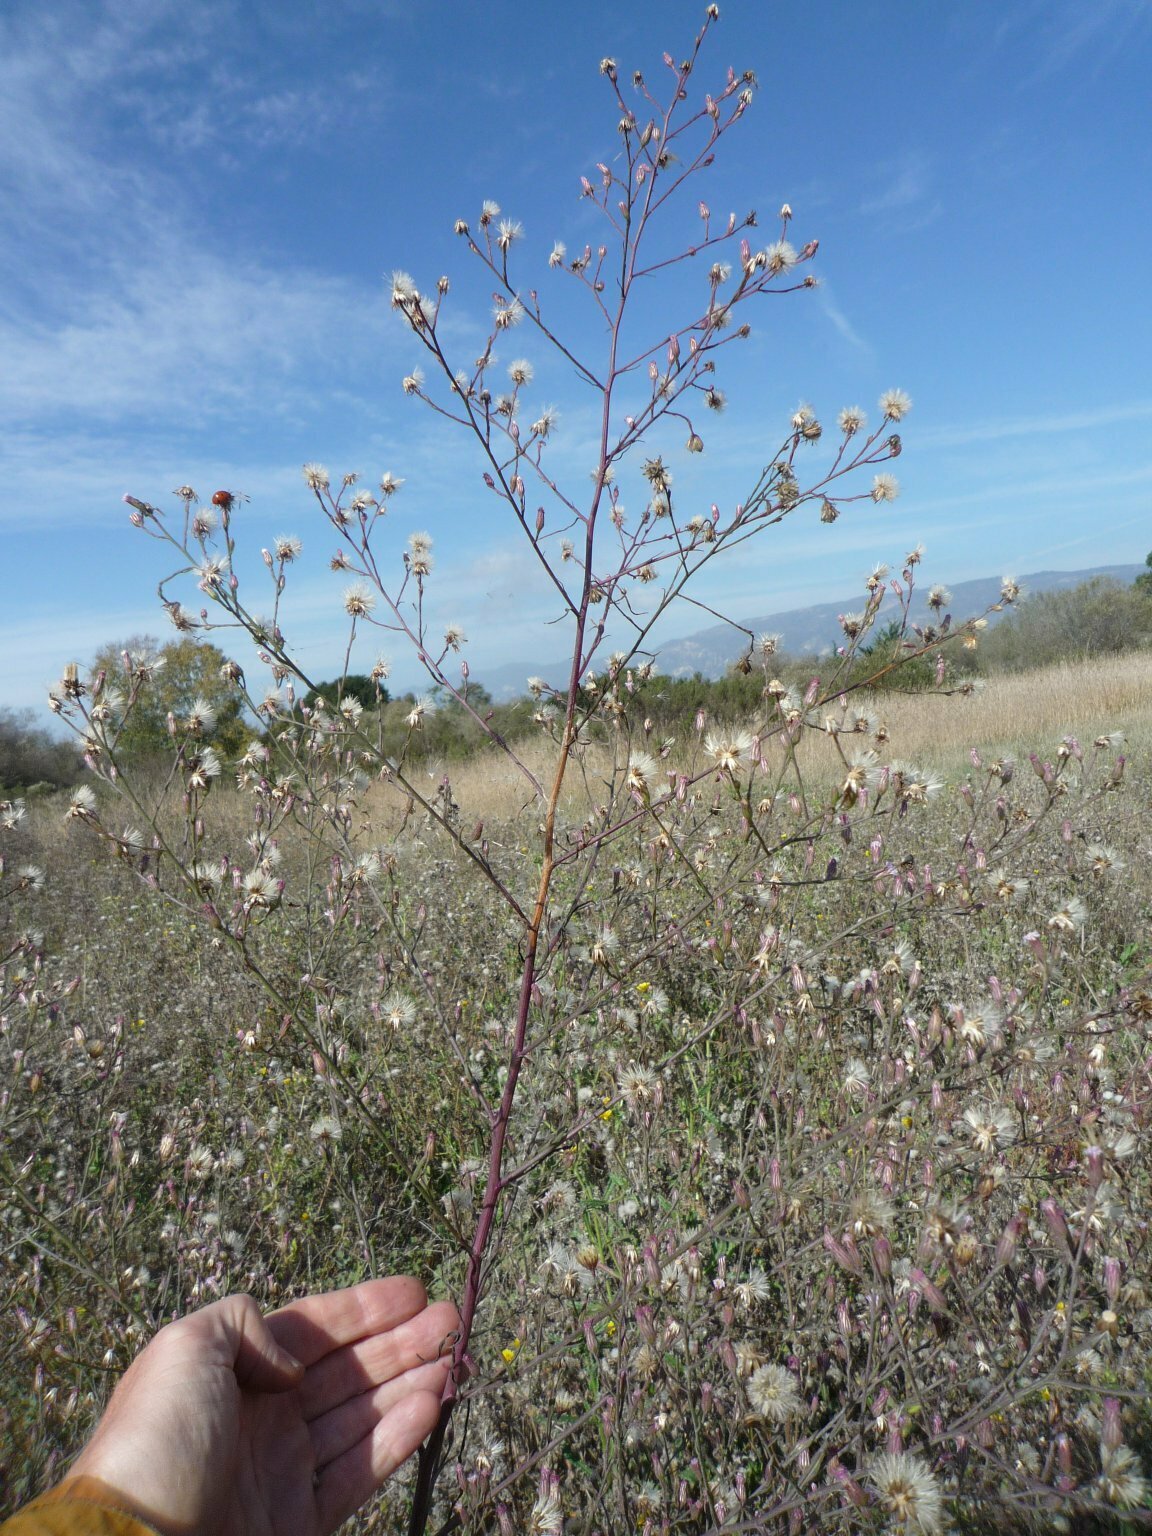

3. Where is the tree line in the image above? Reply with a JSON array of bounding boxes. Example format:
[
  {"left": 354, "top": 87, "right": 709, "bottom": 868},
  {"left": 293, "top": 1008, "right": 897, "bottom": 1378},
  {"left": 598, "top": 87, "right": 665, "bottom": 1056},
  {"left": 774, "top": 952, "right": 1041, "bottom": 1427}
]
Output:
[{"left": 4, "top": 565, "right": 1151, "bottom": 789}]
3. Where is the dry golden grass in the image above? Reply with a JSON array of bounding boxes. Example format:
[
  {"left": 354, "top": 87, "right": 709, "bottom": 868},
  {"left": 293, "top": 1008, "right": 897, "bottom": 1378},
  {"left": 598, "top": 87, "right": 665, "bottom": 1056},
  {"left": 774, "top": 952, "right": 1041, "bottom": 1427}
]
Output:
[
  {"left": 102, "top": 651, "right": 1148, "bottom": 841},
  {"left": 362, "top": 734, "right": 612, "bottom": 833},
  {"left": 425, "top": 651, "right": 1152, "bottom": 821},
  {"left": 866, "top": 649, "right": 1152, "bottom": 770}
]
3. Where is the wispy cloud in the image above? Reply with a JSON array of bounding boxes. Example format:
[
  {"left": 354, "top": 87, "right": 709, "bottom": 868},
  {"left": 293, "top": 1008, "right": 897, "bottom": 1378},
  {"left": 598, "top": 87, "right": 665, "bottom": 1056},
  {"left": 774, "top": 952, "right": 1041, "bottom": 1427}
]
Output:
[
  {"left": 859, "top": 150, "right": 942, "bottom": 232},
  {"left": 818, "top": 289, "right": 871, "bottom": 354},
  {"left": 0, "top": 249, "right": 394, "bottom": 430},
  {"left": 917, "top": 400, "right": 1152, "bottom": 450},
  {"left": 860, "top": 150, "right": 930, "bottom": 215},
  {"left": 1016, "top": 0, "right": 1152, "bottom": 83},
  {"left": 0, "top": 1, "right": 427, "bottom": 536}
]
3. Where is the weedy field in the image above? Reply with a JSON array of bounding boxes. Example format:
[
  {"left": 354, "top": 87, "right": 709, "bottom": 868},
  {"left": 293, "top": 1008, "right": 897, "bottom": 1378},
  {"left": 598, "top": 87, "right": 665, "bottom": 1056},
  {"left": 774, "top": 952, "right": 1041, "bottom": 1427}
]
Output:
[
  {"left": 3, "top": 647, "right": 1151, "bottom": 1533},
  {"left": 4, "top": 14, "right": 1152, "bottom": 1530}
]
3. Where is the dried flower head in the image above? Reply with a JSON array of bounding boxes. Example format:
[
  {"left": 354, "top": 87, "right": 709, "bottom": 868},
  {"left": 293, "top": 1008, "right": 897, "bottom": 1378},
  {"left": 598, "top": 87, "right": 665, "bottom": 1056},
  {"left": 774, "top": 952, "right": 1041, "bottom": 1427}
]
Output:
[
  {"left": 494, "top": 295, "right": 525, "bottom": 329},
  {"left": 961, "top": 1102, "right": 1017, "bottom": 1156},
  {"left": 732, "top": 1269, "right": 771, "bottom": 1309},
  {"left": 184, "top": 697, "right": 217, "bottom": 735},
  {"left": 764, "top": 240, "right": 797, "bottom": 274},
  {"left": 497, "top": 218, "right": 523, "bottom": 252},
  {"left": 844, "top": 1058, "right": 872, "bottom": 1097},
  {"left": 390, "top": 270, "right": 418, "bottom": 306},
  {"left": 186, "top": 747, "right": 221, "bottom": 791},
  {"left": 381, "top": 991, "right": 417, "bottom": 1031},
  {"left": 527, "top": 405, "right": 557, "bottom": 440},
  {"left": 867, "top": 1452, "right": 943, "bottom": 1533},
  {"left": 540, "top": 1243, "right": 590, "bottom": 1297},
  {"left": 1098, "top": 1444, "right": 1150, "bottom": 1509},
  {"left": 617, "top": 1062, "right": 660, "bottom": 1108},
  {"left": 274, "top": 535, "right": 302, "bottom": 563},
  {"left": 848, "top": 1189, "right": 894, "bottom": 1238},
  {"left": 871, "top": 472, "right": 900, "bottom": 503},
  {"left": 407, "top": 531, "right": 434, "bottom": 577},
  {"left": 879, "top": 388, "right": 912, "bottom": 422},
  {"left": 343, "top": 584, "right": 376, "bottom": 618},
  {"left": 746, "top": 1363, "right": 802, "bottom": 1422},
  {"left": 67, "top": 786, "right": 98, "bottom": 821},
  {"left": 705, "top": 728, "right": 755, "bottom": 773},
  {"left": 1048, "top": 896, "right": 1087, "bottom": 934}
]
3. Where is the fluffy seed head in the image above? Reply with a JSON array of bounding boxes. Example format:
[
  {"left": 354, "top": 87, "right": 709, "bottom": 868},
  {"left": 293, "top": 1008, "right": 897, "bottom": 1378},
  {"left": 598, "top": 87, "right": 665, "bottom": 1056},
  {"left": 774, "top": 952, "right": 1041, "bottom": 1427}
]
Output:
[
  {"left": 705, "top": 728, "right": 755, "bottom": 773},
  {"left": 879, "top": 388, "right": 912, "bottom": 422},
  {"left": 381, "top": 991, "right": 417, "bottom": 1031},
  {"left": 746, "top": 1363, "right": 802, "bottom": 1422},
  {"left": 961, "top": 1102, "right": 1017, "bottom": 1155},
  {"left": 497, "top": 218, "right": 523, "bottom": 252},
  {"left": 390, "top": 270, "right": 418, "bottom": 306},
  {"left": 343, "top": 584, "right": 376, "bottom": 618},
  {"left": 764, "top": 240, "right": 797, "bottom": 274},
  {"left": 867, "top": 1452, "right": 943, "bottom": 1533},
  {"left": 871, "top": 473, "right": 900, "bottom": 503}
]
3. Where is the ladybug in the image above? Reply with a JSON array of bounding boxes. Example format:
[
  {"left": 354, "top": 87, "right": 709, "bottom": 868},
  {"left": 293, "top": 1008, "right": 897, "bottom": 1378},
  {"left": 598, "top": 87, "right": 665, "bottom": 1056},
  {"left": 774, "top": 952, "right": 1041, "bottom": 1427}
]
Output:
[{"left": 211, "top": 490, "right": 235, "bottom": 512}]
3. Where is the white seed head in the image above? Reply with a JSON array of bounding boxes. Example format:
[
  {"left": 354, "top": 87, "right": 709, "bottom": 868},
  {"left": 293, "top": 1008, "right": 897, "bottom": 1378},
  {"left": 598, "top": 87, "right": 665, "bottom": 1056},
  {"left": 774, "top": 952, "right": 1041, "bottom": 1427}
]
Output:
[
  {"left": 871, "top": 473, "right": 900, "bottom": 503},
  {"left": 879, "top": 388, "right": 912, "bottom": 422},
  {"left": 343, "top": 584, "right": 376, "bottom": 618}
]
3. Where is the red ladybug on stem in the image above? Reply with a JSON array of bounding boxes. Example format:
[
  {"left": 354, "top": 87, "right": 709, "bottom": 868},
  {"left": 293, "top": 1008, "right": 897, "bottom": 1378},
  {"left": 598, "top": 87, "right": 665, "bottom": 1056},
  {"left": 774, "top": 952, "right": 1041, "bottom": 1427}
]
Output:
[{"left": 212, "top": 490, "right": 235, "bottom": 512}]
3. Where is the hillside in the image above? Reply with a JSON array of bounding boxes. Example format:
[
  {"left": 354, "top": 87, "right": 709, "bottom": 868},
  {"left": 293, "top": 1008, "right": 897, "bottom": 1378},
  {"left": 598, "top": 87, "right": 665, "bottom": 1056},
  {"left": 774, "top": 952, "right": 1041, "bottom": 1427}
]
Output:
[{"left": 480, "top": 563, "right": 1143, "bottom": 698}]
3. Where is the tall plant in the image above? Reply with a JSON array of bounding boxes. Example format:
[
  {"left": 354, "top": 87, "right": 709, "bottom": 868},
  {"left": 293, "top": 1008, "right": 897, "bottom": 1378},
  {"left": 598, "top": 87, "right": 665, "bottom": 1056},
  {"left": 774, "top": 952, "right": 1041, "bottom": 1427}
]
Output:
[{"left": 42, "top": 12, "right": 1148, "bottom": 1534}]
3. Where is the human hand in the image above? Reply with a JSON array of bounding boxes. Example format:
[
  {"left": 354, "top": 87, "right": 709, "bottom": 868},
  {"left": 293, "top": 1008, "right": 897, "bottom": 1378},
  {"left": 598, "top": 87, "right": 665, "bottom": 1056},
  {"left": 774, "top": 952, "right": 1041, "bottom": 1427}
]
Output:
[{"left": 67, "top": 1277, "right": 460, "bottom": 1536}]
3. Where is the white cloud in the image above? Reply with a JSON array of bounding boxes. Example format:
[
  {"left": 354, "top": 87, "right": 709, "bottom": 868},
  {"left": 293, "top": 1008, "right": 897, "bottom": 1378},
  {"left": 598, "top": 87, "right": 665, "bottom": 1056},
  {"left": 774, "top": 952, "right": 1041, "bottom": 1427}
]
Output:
[
  {"left": 818, "top": 289, "right": 871, "bottom": 354},
  {"left": 917, "top": 400, "right": 1152, "bottom": 450},
  {"left": 858, "top": 150, "right": 942, "bottom": 233},
  {"left": 0, "top": 249, "right": 394, "bottom": 430},
  {"left": 1024, "top": 0, "right": 1152, "bottom": 82},
  {"left": 860, "top": 151, "right": 931, "bottom": 215}
]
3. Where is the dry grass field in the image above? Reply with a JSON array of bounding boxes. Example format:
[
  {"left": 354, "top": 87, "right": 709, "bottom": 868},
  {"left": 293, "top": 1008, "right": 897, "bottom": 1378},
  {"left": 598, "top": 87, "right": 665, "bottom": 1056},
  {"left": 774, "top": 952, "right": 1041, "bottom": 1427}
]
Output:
[
  {"left": 356, "top": 650, "right": 1152, "bottom": 832},
  {"left": 3, "top": 646, "right": 1152, "bottom": 1533}
]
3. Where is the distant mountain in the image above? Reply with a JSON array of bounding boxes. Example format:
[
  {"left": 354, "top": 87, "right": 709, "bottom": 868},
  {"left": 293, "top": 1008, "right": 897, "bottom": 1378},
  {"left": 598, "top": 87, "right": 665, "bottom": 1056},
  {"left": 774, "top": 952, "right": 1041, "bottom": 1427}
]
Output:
[{"left": 481, "top": 564, "right": 1144, "bottom": 700}]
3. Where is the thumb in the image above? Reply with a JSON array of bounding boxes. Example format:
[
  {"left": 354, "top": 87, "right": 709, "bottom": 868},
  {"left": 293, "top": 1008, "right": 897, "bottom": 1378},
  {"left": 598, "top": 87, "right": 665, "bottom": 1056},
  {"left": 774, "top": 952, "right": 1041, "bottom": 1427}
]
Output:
[{"left": 212, "top": 1294, "right": 306, "bottom": 1392}]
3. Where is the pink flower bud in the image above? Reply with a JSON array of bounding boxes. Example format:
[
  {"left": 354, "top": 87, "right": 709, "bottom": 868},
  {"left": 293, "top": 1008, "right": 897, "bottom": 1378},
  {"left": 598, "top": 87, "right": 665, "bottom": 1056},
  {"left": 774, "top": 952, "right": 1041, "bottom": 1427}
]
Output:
[
  {"left": 823, "top": 1229, "right": 863, "bottom": 1276},
  {"left": 1104, "top": 1256, "right": 1121, "bottom": 1306},
  {"left": 910, "top": 1267, "right": 948, "bottom": 1314},
  {"left": 1041, "top": 1198, "right": 1072, "bottom": 1256},
  {"left": 995, "top": 1214, "right": 1021, "bottom": 1267}
]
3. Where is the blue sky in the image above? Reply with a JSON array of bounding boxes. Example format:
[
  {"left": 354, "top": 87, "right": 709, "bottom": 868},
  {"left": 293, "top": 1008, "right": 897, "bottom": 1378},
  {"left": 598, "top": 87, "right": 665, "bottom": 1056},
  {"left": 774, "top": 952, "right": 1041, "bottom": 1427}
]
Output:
[{"left": 2, "top": 0, "right": 1150, "bottom": 714}]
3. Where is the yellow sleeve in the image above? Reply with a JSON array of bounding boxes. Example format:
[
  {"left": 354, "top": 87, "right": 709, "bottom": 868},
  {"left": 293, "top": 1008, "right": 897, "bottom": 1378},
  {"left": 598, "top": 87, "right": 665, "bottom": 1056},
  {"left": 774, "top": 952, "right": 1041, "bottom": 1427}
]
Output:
[{"left": 0, "top": 1477, "right": 160, "bottom": 1536}]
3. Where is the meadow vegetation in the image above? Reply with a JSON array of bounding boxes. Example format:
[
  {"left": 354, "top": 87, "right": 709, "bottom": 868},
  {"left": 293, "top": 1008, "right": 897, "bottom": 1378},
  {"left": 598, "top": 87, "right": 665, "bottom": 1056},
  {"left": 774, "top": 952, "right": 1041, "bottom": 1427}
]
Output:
[{"left": 3, "top": 13, "right": 1152, "bottom": 1534}]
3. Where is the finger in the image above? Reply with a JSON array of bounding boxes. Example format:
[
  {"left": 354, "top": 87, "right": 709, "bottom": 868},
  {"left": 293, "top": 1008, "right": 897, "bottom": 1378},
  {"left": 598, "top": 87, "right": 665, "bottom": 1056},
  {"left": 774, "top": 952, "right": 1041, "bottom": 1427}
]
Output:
[
  {"left": 315, "top": 1391, "right": 445, "bottom": 1533},
  {"left": 199, "top": 1294, "right": 305, "bottom": 1391},
  {"left": 300, "top": 1300, "right": 460, "bottom": 1421},
  {"left": 310, "top": 1356, "right": 452, "bottom": 1470},
  {"left": 267, "top": 1277, "right": 431, "bottom": 1368}
]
